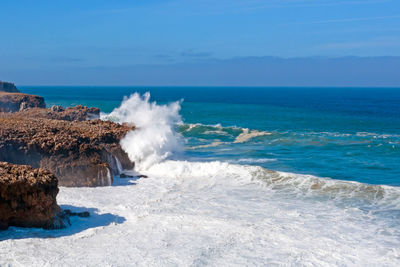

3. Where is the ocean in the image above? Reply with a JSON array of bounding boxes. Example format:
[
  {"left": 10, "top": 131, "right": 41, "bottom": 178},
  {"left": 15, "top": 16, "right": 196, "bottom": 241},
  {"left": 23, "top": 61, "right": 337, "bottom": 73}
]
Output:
[
  {"left": 22, "top": 86, "right": 400, "bottom": 185},
  {"left": 1, "top": 86, "right": 400, "bottom": 266}
]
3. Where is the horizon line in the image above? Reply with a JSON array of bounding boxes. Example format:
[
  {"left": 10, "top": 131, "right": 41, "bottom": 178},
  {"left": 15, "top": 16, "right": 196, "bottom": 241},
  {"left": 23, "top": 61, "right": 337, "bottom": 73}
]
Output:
[{"left": 18, "top": 85, "right": 400, "bottom": 89}]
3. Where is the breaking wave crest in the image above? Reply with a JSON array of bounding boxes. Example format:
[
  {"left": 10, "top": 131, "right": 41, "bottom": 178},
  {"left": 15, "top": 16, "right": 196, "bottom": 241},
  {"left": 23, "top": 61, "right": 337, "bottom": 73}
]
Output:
[
  {"left": 144, "top": 159, "right": 400, "bottom": 210},
  {"left": 102, "top": 92, "right": 183, "bottom": 170},
  {"left": 104, "top": 92, "right": 400, "bottom": 208}
]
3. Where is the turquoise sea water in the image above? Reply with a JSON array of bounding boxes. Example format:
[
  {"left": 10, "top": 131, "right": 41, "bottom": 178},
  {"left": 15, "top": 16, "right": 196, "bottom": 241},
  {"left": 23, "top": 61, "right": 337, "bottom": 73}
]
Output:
[{"left": 21, "top": 86, "right": 400, "bottom": 186}]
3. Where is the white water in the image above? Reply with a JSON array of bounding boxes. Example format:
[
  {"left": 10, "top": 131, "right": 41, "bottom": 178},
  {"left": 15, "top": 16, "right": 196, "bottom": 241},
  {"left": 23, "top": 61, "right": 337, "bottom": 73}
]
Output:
[
  {"left": 2, "top": 164, "right": 400, "bottom": 266},
  {"left": 114, "top": 156, "right": 123, "bottom": 174},
  {"left": 102, "top": 92, "right": 183, "bottom": 170},
  {"left": 233, "top": 128, "right": 271, "bottom": 143},
  {"left": 2, "top": 93, "right": 400, "bottom": 266},
  {"left": 106, "top": 168, "right": 112, "bottom": 186},
  {"left": 232, "top": 158, "right": 277, "bottom": 164}
]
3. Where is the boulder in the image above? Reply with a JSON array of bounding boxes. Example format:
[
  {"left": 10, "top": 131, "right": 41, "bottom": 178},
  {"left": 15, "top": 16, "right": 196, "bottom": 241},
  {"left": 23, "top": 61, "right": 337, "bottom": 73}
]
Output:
[{"left": 0, "top": 162, "right": 62, "bottom": 230}]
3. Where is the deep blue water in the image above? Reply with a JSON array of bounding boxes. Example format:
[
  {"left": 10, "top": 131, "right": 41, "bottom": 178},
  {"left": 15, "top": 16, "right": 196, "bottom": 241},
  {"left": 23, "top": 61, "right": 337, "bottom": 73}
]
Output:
[{"left": 21, "top": 86, "right": 400, "bottom": 186}]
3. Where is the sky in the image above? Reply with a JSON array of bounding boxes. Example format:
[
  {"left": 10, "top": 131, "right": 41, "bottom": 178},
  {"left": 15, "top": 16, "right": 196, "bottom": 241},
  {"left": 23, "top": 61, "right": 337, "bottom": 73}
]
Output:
[{"left": 1, "top": 0, "right": 400, "bottom": 86}]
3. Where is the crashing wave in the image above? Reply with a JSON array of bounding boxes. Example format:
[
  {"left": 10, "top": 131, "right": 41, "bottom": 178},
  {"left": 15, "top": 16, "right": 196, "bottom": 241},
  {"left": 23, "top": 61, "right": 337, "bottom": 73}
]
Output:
[
  {"left": 143, "top": 159, "right": 400, "bottom": 209},
  {"left": 103, "top": 92, "right": 183, "bottom": 171},
  {"left": 103, "top": 92, "right": 400, "bottom": 208}
]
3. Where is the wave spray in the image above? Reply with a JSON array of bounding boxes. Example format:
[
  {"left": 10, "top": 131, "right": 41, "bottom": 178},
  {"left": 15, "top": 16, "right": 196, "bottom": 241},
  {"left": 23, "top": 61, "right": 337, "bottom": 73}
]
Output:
[{"left": 104, "top": 92, "right": 183, "bottom": 170}]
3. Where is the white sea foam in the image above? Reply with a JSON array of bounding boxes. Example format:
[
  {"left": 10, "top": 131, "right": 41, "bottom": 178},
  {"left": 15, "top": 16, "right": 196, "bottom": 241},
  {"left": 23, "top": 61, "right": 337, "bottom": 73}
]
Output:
[
  {"left": 113, "top": 156, "right": 123, "bottom": 174},
  {"left": 143, "top": 159, "right": 400, "bottom": 206},
  {"left": 3, "top": 93, "right": 399, "bottom": 265},
  {"left": 98, "top": 168, "right": 112, "bottom": 186},
  {"left": 2, "top": 160, "right": 400, "bottom": 266},
  {"left": 106, "top": 168, "right": 112, "bottom": 186},
  {"left": 233, "top": 158, "right": 277, "bottom": 163},
  {"left": 233, "top": 128, "right": 271, "bottom": 143},
  {"left": 356, "top": 132, "right": 400, "bottom": 138},
  {"left": 101, "top": 92, "right": 400, "bottom": 205},
  {"left": 180, "top": 123, "right": 239, "bottom": 136},
  {"left": 189, "top": 141, "right": 227, "bottom": 149},
  {"left": 181, "top": 123, "right": 271, "bottom": 145},
  {"left": 103, "top": 92, "right": 183, "bottom": 170}
]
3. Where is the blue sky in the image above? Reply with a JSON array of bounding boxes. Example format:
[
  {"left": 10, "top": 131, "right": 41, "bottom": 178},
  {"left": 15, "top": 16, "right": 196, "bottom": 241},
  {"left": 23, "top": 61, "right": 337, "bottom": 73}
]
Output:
[{"left": 1, "top": 0, "right": 400, "bottom": 85}]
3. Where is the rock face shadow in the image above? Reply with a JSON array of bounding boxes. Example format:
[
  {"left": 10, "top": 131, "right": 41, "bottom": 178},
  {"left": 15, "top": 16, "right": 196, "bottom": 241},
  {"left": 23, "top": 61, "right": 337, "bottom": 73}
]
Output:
[{"left": 0, "top": 205, "right": 125, "bottom": 241}]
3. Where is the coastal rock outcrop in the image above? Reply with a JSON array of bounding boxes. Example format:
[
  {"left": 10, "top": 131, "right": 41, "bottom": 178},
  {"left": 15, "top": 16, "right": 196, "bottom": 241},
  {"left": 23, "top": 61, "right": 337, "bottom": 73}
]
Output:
[
  {"left": 0, "top": 81, "right": 19, "bottom": 93},
  {"left": 0, "top": 81, "right": 45, "bottom": 112},
  {"left": 0, "top": 92, "right": 46, "bottom": 112},
  {"left": 0, "top": 162, "right": 62, "bottom": 230},
  {"left": 19, "top": 105, "right": 100, "bottom": 121},
  {"left": 0, "top": 113, "right": 134, "bottom": 187}
]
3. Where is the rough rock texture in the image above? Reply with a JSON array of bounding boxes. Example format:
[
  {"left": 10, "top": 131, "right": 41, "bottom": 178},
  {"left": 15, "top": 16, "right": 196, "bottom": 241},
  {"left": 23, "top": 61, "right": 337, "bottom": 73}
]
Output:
[
  {"left": 0, "top": 81, "right": 19, "bottom": 93},
  {"left": 19, "top": 105, "right": 100, "bottom": 121},
  {"left": 0, "top": 113, "right": 135, "bottom": 187},
  {"left": 0, "top": 162, "right": 61, "bottom": 230},
  {"left": 0, "top": 92, "right": 46, "bottom": 112}
]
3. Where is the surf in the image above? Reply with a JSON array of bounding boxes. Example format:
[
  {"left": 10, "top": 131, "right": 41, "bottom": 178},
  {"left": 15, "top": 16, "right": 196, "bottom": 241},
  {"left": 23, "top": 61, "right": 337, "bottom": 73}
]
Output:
[
  {"left": 3, "top": 90, "right": 400, "bottom": 266},
  {"left": 103, "top": 92, "right": 400, "bottom": 209}
]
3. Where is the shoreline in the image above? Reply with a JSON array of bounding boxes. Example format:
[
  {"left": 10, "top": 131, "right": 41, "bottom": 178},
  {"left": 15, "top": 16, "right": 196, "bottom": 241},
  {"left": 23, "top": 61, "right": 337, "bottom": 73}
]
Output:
[{"left": 1, "top": 84, "right": 400, "bottom": 265}]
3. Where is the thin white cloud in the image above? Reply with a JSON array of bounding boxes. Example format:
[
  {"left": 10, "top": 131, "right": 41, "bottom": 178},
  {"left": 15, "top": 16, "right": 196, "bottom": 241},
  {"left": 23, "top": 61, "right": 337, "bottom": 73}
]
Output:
[
  {"left": 295, "top": 15, "right": 400, "bottom": 25},
  {"left": 187, "top": 0, "right": 394, "bottom": 14},
  {"left": 317, "top": 37, "right": 400, "bottom": 50},
  {"left": 91, "top": 0, "right": 394, "bottom": 16}
]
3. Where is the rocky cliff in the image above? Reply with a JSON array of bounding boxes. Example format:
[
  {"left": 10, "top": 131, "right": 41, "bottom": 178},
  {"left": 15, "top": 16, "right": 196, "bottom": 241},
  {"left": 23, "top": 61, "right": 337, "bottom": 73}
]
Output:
[
  {"left": 0, "top": 162, "right": 62, "bottom": 230},
  {"left": 0, "top": 81, "right": 46, "bottom": 112},
  {"left": 0, "top": 92, "right": 46, "bottom": 112},
  {"left": 0, "top": 109, "right": 134, "bottom": 187},
  {"left": 0, "top": 81, "right": 19, "bottom": 93}
]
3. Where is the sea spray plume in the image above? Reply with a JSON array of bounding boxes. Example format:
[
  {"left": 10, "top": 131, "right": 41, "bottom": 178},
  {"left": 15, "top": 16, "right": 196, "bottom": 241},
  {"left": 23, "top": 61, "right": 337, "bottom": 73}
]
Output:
[{"left": 105, "top": 92, "right": 183, "bottom": 170}]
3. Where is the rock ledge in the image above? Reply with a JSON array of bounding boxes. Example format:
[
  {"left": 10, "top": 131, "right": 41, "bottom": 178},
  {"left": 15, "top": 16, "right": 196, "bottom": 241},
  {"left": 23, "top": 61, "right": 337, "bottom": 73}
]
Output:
[{"left": 0, "top": 112, "right": 134, "bottom": 187}]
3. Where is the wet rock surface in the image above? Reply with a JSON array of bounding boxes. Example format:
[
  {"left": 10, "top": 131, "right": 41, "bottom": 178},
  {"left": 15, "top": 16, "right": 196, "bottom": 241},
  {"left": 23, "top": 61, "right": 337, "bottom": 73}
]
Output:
[
  {"left": 0, "top": 112, "right": 135, "bottom": 187},
  {"left": 119, "top": 173, "right": 134, "bottom": 178},
  {"left": 0, "top": 162, "right": 61, "bottom": 230},
  {"left": 55, "top": 209, "right": 91, "bottom": 228}
]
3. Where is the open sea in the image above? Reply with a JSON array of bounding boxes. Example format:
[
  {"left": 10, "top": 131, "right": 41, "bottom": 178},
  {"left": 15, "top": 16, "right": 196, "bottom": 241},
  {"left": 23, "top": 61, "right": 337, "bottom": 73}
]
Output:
[
  {"left": 22, "top": 86, "right": 400, "bottom": 186},
  {"left": 2, "top": 86, "right": 399, "bottom": 266}
]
